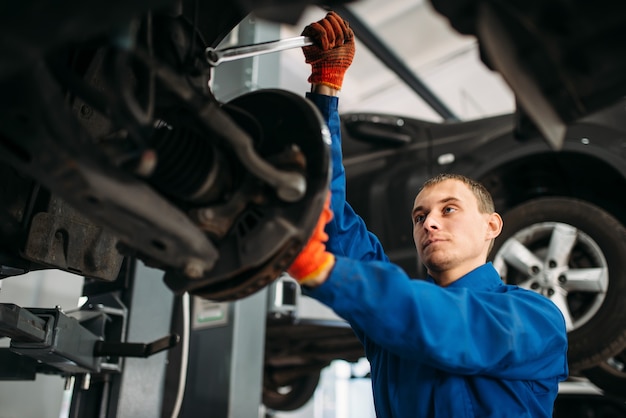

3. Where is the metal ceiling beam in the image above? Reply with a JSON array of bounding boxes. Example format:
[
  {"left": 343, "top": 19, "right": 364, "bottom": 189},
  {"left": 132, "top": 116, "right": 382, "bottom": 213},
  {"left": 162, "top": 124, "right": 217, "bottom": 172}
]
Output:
[{"left": 334, "top": 4, "right": 460, "bottom": 121}]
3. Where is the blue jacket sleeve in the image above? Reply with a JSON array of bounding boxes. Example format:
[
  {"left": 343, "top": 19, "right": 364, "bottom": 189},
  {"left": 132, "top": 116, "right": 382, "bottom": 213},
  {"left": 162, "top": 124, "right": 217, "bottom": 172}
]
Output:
[
  {"left": 306, "top": 92, "right": 388, "bottom": 263},
  {"left": 307, "top": 257, "right": 569, "bottom": 381}
]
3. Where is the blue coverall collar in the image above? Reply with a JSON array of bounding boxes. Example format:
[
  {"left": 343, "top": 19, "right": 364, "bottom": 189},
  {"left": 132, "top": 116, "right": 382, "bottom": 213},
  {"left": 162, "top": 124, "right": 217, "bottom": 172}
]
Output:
[{"left": 427, "top": 262, "right": 503, "bottom": 290}]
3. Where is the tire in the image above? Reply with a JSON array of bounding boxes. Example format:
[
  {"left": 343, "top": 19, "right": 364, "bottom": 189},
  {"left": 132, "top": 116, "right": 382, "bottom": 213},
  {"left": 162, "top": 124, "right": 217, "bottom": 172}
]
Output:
[
  {"left": 262, "top": 370, "right": 321, "bottom": 411},
  {"left": 583, "top": 349, "right": 626, "bottom": 400},
  {"left": 491, "top": 197, "right": 626, "bottom": 372}
]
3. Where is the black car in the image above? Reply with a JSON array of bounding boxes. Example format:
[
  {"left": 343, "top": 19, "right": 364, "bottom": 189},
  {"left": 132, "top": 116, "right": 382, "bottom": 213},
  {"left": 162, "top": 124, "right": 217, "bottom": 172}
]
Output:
[{"left": 262, "top": 98, "right": 626, "bottom": 410}]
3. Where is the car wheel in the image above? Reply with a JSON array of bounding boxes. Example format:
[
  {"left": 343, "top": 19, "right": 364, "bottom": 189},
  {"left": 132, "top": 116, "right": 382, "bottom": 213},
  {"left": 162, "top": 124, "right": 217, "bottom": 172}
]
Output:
[
  {"left": 491, "top": 197, "right": 626, "bottom": 372},
  {"left": 583, "top": 350, "right": 626, "bottom": 400},
  {"left": 262, "top": 370, "right": 321, "bottom": 411}
]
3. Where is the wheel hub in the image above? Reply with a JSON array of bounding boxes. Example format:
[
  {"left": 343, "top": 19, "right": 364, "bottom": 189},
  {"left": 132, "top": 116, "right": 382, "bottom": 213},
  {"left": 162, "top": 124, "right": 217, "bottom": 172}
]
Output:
[{"left": 494, "top": 221, "right": 609, "bottom": 331}]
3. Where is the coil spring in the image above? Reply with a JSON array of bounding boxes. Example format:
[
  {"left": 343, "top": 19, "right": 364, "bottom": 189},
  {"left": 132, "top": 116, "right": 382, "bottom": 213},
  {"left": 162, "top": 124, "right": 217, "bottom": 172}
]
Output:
[{"left": 149, "top": 120, "right": 229, "bottom": 204}]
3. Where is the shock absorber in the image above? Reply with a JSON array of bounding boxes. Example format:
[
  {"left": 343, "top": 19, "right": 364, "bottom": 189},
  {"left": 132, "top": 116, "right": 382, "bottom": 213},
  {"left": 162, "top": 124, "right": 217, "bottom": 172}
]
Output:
[{"left": 147, "top": 116, "right": 235, "bottom": 205}]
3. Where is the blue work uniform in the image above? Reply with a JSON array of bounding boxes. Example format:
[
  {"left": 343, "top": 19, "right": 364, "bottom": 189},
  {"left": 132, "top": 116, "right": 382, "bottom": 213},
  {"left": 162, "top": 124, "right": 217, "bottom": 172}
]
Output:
[{"left": 303, "top": 93, "right": 569, "bottom": 418}]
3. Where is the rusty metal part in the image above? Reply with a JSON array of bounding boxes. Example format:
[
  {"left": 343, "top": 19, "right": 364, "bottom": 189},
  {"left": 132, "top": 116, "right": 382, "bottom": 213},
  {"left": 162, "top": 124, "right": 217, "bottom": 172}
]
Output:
[{"left": 23, "top": 195, "right": 124, "bottom": 281}]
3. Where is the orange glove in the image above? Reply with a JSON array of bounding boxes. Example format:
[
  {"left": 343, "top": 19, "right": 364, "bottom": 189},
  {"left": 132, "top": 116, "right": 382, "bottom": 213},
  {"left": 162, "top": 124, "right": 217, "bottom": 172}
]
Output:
[
  {"left": 301, "top": 11, "right": 355, "bottom": 90},
  {"left": 288, "top": 193, "right": 335, "bottom": 285}
]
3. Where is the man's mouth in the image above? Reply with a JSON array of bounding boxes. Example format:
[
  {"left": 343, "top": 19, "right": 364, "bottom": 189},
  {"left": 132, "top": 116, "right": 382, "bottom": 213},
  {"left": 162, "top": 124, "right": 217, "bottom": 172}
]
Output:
[{"left": 423, "top": 238, "right": 444, "bottom": 249}]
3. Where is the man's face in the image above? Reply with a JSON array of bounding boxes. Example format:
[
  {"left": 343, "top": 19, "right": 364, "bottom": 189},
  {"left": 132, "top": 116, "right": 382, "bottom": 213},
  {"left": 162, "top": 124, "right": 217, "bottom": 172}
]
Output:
[{"left": 412, "top": 179, "right": 501, "bottom": 284}]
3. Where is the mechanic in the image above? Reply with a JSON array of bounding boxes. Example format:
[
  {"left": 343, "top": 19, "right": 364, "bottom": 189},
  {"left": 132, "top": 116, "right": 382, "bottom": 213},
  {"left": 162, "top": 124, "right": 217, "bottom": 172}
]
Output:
[{"left": 287, "top": 11, "right": 569, "bottom": 418}]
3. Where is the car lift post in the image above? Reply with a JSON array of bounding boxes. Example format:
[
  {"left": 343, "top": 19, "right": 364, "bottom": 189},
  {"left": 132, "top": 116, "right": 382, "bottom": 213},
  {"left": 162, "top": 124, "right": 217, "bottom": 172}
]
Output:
[{"left": 175, "top": 16, "right": 281, "bottom": 418}]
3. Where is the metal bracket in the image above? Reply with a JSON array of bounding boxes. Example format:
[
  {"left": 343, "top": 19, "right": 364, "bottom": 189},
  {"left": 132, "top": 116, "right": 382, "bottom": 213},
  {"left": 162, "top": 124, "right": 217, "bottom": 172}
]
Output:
[
  {"left": 0, "top": 303, "right": 47, "bottom": 343},
  {"left": 0, "top": 303, "right": 180, "bottom": 378},
  {"left": 7, "top": 305, "right": 103, "bottom": 374},
  {"left": 94, "top": 334, "right": 180, "bottom": 358}
]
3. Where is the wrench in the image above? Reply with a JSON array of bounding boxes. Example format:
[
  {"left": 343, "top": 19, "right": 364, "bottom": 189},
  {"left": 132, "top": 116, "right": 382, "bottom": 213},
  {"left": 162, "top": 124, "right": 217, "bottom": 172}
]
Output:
[{"left": 206, "top": 36, "right": 313, "bottom": 67}]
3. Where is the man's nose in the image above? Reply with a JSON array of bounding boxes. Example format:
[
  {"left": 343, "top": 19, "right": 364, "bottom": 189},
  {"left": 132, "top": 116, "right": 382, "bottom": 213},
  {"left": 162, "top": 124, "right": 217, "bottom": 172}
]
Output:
[{"left": 423, "top": 213, "right": 440, "bottom": 230}]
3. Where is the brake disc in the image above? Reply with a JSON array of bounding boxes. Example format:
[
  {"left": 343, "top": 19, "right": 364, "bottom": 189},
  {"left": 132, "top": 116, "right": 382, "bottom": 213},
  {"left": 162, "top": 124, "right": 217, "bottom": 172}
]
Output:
[{"left": 163, "top": 89, "right": 331, "bottom": 301}]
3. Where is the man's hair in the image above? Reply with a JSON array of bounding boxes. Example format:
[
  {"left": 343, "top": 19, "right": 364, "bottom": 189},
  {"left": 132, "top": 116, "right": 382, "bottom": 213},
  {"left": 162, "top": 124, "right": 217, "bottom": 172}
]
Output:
[{"left": 420, "top": 173, "right": 495, "bottom": 214}]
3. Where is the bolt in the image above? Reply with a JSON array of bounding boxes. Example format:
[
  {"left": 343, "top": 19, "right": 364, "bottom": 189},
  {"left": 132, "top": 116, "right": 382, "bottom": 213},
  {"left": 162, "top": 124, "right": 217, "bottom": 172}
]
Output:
[
  {"left": 558, "top": 275, "right": 567, "bottom": 284},
  {"left": 79, "top": 104, "right": 93, "bottom": 118},
  {"left": 530, "top": 282, "right": 540, "bottom": 290},
  {"left": 548, "top": 260, "right": 557, "bottom": 268},
  {"left": 531, "top": 266, "right": 541, "bottom": 275},
  {"left": 547, "top": 288, "right": 555, "bottom": 296},
  {"left": 64, "top": 376, "right": 75, "bottom": 391},
  {"left": 81, "top": 373, "right": 91, "bottom": 390},
  {"left": 200, "top": 208, "right": 215, "bottom": 221},
  {"left": 277, "top": 174, "right": 306, "bottom": 202},
  {"left": 184, "top": 259, "right": 205, "bottom": 279},
  {"left": 135, "top": 149, "right": 157, "bottom": 177}
]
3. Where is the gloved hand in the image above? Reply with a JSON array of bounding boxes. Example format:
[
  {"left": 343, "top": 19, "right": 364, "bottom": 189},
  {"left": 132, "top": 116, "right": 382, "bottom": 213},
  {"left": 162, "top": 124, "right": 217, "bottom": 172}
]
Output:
[
  {"left": 301, "top": 11, "right": 355, "bottom": 90},
  {"left": 288, "top": 193, "right": 335, "bottom": 286}
]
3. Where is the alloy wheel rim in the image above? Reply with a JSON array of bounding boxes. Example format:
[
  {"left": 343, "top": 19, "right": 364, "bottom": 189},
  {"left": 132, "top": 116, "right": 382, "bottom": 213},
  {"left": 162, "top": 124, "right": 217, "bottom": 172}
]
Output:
[{"left": 493, "top": 221, "right": 608, "bottom": 331}]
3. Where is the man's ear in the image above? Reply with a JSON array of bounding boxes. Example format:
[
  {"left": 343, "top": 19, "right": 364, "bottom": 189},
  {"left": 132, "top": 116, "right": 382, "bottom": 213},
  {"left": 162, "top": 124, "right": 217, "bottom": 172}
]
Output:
[{"left": 486, "top": 212, "right": 503, "bottom": 240}]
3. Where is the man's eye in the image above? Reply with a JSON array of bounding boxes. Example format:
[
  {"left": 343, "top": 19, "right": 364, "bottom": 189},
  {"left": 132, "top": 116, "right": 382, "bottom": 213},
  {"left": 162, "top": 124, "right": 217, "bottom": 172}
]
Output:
[
  {"left": 414, "top": 214, "right": 425, "bottom": 223},
  {"left": 443, "top": 207, "right": 456, "bottom": 214}
]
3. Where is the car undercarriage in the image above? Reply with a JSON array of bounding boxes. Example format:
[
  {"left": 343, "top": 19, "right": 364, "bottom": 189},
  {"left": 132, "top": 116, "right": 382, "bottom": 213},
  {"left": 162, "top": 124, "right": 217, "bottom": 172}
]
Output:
[{"left": 0, "top": 0, "right": 336, "bottom": 302}]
